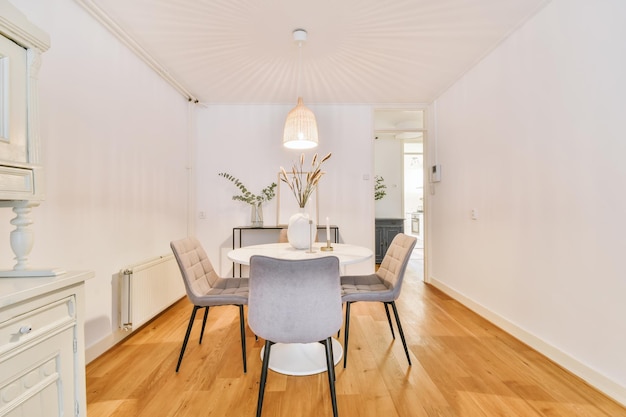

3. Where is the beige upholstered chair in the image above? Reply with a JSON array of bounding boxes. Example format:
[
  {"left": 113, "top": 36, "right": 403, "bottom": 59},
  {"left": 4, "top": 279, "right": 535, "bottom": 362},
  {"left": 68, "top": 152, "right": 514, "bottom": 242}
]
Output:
[
  {"left": 170, "top": 237, "right": 248, "bottom": 373},
  {"left": 341, "top": 233, "right": 417, "bottom": 367},
  {"left": 248, "top": 255, "right": 342, "bottom": 417}
]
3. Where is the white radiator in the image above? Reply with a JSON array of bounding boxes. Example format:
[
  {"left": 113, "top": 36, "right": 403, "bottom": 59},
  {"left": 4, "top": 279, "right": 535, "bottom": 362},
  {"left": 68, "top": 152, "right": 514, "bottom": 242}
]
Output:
[{"left": 120, "top": 254, "right": 185, "bottom": 331}]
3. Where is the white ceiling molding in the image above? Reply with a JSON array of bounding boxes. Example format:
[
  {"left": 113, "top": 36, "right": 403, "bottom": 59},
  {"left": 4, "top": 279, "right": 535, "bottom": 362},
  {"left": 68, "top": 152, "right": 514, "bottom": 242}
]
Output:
[
  {"left": 74, "top": 0, "right": 198, "bottom": 102},
  {"left": 0, "top": 1, "right": 49, "bottom": 51}
]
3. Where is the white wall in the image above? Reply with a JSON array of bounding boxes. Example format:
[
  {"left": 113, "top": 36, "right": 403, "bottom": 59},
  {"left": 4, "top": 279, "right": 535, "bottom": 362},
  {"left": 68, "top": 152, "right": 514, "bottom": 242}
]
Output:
[
  {"left": 428, "top": 0, "right": 626, "bottom": 404},
  {"left": 3, "top": 0, "right": 190, "bottom": 357},
  {"left": 195, "top": 104, "right": 376, "bottom": 277}
]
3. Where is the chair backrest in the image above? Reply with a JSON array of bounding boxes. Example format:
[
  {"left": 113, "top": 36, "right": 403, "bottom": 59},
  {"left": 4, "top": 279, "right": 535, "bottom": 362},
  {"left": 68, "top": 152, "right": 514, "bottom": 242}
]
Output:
[
  {"left": 248, "top": 255, "right": 342, "bottom": 344},
  {"left": 171, "top": 237, "right": 220, "bottom": 305},
  {"left": 376, "top": 233, "right": 417, "bottom": 300}
]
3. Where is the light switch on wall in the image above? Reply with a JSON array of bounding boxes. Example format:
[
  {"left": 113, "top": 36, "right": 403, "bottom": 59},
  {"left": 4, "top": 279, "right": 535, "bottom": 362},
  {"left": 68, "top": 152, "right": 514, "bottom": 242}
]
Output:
[{"left": 430, "top": 164, "right": 441, "bottom": 182}]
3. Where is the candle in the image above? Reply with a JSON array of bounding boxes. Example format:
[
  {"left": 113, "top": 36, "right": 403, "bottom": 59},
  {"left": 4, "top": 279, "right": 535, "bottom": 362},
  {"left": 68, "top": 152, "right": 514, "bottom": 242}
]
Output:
[{"left": 326, "top": 217, "right": 330, "bottom": 241}]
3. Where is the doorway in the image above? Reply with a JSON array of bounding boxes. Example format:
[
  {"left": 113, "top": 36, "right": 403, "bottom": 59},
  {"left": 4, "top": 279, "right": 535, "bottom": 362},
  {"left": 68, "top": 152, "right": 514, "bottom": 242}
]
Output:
[
  {"left": 403, "top": 142, "right": 424, "bottom": 271},
  {"left": 374, "top": 109, "right": 426, "bottom": 280}
]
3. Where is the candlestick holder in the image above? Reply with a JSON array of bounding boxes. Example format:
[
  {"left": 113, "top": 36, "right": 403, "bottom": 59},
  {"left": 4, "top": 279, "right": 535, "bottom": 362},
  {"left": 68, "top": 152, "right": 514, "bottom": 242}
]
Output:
[
  {"left": 306, "top": 219, "right": 316, "bottom": 253},
  {"left": 320, "top": 240, "right": 334, "bottom": 251}
]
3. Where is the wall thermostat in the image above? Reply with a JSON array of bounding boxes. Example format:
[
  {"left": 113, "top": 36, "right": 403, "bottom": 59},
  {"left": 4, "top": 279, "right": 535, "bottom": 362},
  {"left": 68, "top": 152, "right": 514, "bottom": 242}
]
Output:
[{"left": 430, "top": 164, "right": 441, "bottom": 182}]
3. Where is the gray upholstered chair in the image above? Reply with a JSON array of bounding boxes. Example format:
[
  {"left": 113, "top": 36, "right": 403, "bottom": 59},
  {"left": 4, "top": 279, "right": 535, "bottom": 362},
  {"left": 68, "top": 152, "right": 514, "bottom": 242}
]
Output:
[
  {"left": 170, "top": 237, "right": 248, "bottom": 373},
  {"left": 248, "top": 255, "right": 342, "bottom": 417},
  {"left": 341, "top": 233, "right": 417, "bottom": 368}
]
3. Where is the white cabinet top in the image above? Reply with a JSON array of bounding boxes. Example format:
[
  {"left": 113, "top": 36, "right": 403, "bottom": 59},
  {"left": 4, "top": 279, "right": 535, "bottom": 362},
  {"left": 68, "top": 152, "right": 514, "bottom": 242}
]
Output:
[{"left": 0, "top": 271, "right": 94, "bottom": 309}]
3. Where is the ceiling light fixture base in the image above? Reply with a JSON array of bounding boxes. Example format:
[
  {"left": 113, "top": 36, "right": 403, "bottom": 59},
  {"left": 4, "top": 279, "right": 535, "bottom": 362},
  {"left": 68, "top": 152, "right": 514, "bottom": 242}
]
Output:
[{"left": 292, "top": 29, "right": 307, "bottom": 43}]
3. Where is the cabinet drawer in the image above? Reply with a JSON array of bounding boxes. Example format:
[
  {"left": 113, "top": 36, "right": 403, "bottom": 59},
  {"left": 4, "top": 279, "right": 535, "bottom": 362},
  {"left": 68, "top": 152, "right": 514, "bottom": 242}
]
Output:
[
  {"left": 0, "top": 326, "right": 75, "bottom": 417},
  {"left": 0, "top": 296, "right": 76, "bottom": 356},
  {"left": 0, "top": 165, "right": 34, "bottom": 196}
]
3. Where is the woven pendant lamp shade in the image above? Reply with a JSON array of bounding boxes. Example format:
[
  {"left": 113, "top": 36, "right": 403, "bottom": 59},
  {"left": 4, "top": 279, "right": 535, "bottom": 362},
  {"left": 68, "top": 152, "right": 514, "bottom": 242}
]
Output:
[{"left": 283, "top": 97, "right": 318, "bottom": 149}]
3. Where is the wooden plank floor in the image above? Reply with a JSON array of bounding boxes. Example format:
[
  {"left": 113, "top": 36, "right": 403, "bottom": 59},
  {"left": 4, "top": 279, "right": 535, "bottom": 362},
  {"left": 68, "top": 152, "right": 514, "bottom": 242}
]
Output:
[{"left": 86, "top": 263, "right": 626, "bottom": 416}]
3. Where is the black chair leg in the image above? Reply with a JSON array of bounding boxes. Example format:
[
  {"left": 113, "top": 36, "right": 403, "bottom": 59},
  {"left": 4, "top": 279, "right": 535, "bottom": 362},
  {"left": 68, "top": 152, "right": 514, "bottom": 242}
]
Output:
[
  {"left": 337, "top": 303, "right": 345, "bottom": 338},
  {"left": 256, "top": 340, "right": 273, "bottom": 417},
  {"left": 238, "top": 305, "right": 247, "bottom": 373},
  {"left": 389, "top": 301, "right": 411, "bottom": 366},
  {"left": 343, "top": 302, "right": 352, "bottom": 368},
  {"left": 329, "top": 338, "right": 336, "bottom": 381},
  {"left": 199, "top": 306, "right": 209, "bottom": 344},
  {"left": 176, "top": 305, "right": 200, "bottom": 372},
  {"left": 324, "top": 337, "right": 339, "bottom": 417},
  {"left": 320, "top": 338, "right": 337, "bottom": 381},
  {"left": 383, "top": 302, "right": 396, "bottom": 339},
  {"left": 322, "top": 339, "right": 332, "bottom": 387}
]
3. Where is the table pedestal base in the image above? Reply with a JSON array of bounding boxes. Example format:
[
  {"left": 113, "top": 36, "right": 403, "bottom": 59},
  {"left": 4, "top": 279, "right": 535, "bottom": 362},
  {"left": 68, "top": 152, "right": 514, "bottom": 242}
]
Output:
[{"left": 260, "top": 338, "right": 343, "bottom": 376}]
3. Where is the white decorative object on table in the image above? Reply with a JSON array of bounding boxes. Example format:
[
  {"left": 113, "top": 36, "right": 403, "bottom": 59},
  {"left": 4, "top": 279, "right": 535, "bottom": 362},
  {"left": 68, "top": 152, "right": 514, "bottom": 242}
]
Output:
[
  {"left": 287, "top": 209, "right": 315, "bottom": 249},
  {"left": 279, "top": 152, "right": 331, "bottom": 249}
]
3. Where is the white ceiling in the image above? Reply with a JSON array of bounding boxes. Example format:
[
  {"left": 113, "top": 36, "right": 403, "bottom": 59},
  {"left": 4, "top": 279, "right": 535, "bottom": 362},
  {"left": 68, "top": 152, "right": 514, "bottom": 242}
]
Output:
[{"left": 84, "top": 0, "right": 549, "bottom": 105}]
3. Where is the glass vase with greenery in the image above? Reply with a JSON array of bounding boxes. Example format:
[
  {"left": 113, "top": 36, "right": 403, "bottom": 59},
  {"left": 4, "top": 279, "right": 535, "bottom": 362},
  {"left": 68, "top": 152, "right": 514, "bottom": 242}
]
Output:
[{"left": 218, "top": 173, "right": 277, "bottom": 226}]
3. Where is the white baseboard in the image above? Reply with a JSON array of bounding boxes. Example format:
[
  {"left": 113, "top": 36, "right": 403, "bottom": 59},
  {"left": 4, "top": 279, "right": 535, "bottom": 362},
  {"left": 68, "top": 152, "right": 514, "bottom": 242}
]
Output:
[
  {"left": 85, "top": 328, "right": 133, "bottom": 364},
  {"left": 85, "top": 296, "right": 186, "bottom": 364},
  {"left": 429, "top": 276, "right": 626, "bottom": 407}
]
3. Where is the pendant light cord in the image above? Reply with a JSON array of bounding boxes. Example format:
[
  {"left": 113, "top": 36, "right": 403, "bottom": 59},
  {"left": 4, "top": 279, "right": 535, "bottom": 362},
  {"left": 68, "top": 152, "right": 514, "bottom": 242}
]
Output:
[{"left": 296, "top": 40, "right": 303, "bottom": 98}]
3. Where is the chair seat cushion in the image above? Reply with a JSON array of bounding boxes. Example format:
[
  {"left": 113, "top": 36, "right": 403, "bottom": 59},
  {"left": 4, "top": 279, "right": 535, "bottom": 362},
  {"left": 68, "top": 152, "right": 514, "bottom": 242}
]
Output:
[
  {"left": 201, "top": 277, "right": 249, "bottom": 305},
  {"left": 341, "top": 274, "right": 394, "bottom": 302}
]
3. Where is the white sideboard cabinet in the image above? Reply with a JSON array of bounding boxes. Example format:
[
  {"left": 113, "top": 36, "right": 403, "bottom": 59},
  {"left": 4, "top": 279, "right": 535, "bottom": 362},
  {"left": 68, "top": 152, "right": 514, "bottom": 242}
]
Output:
[
  {"left": 0, "top": 1, "right": 54, "bottom": 276},
  {"left": 0, "top": 271, "right": 93, "bottom": 417},
  {"left": 0, "top": 6, "right": 93, "bottom": 414}
]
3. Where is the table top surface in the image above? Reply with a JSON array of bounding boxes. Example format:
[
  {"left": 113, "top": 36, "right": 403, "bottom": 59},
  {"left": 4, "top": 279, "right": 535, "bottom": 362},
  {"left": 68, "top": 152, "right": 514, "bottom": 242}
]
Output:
[
  {"left": 233, "top": 225, "right": 338, "bottom": 230},
  {"left": 228, "top": 242, "right": 372, "bottom": 266}
]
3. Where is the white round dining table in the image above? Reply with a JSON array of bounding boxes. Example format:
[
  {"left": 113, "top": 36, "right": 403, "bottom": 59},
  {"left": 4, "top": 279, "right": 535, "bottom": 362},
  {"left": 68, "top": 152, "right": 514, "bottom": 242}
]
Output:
[
  {"left": 227, "top": 241, "right": 373, "bottom": 376},
  {"left": 227, "top": 242, "right": 373, "bottom": 266}
]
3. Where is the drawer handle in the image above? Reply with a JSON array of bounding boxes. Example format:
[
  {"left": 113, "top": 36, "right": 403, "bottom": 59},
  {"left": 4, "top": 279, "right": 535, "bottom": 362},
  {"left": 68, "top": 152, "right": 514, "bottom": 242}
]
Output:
[{"left": 19, "top": 326, "right": 32, "bottom": 335}]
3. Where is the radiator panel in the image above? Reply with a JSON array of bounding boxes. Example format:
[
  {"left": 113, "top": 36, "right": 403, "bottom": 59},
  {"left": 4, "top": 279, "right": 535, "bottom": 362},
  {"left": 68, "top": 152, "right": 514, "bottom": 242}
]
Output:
[{"left": 120, "top": 254, "right": 185, "bottom": 331}]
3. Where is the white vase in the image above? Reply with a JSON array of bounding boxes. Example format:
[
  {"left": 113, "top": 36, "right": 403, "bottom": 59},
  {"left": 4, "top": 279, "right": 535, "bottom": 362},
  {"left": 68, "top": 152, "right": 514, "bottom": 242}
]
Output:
[{"left": 287, "top": 209, "right": 316, "bottom": 249}]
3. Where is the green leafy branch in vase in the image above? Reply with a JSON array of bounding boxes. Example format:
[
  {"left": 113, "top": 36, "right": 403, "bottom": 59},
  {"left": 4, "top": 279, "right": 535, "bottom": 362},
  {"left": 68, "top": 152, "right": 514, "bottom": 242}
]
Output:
[
  {"left": 374, "top": 175, "right": 387, "bottom": 200},
  {"left": 218, "top": 173, "right": 277, "bottom": 205}
]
